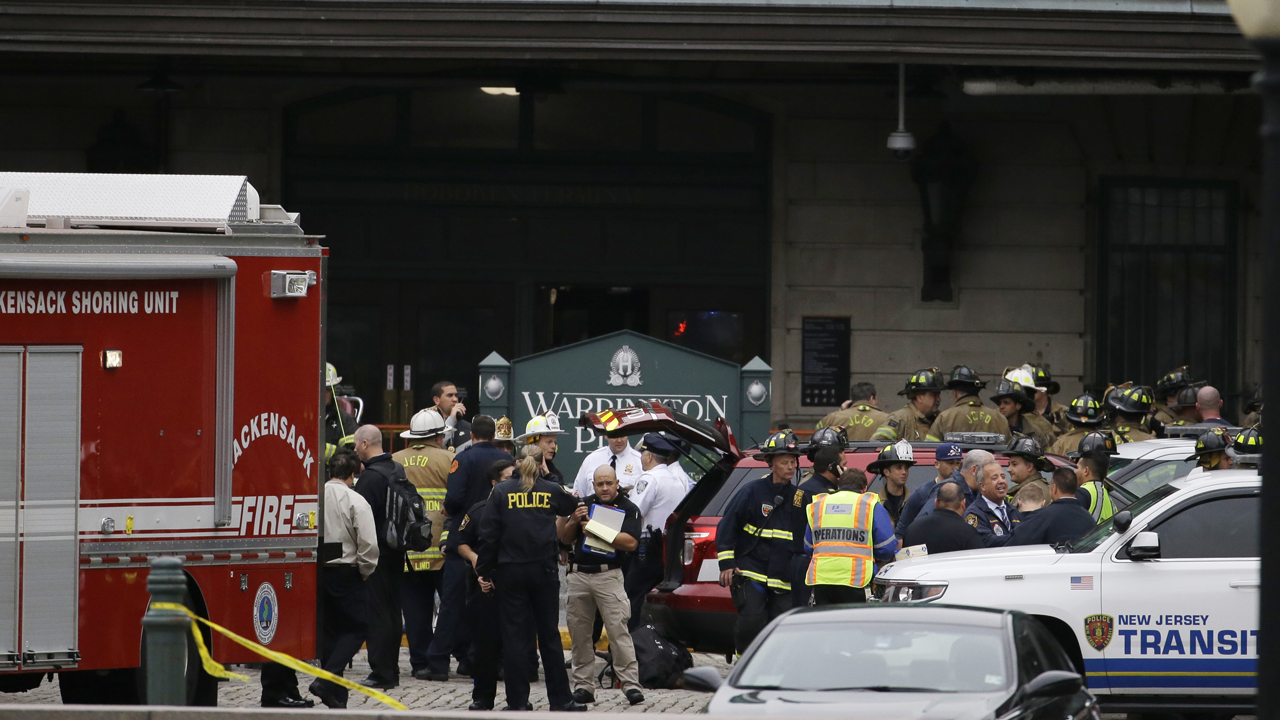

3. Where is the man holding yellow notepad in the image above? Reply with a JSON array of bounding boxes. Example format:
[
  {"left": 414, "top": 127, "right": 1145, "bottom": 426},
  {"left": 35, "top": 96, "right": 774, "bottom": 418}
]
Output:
[{"left": 556, "top": 465, "right": 646, "bottom": 706}]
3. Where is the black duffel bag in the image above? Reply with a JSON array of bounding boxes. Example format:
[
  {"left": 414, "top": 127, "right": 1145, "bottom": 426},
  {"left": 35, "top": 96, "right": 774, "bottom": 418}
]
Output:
[{"left": 630, "top": 623, "right": 693, "bottom": 689}]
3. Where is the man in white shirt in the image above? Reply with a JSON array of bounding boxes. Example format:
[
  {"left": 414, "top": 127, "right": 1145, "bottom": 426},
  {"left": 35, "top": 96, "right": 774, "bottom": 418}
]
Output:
[
  {"left": 573, "top": 436, "right": 644, "bottom": 496},
  {"left": 624, "top": 433, "right": 688, "bottom": 630},
  {"left": 310, "top": 451, "right": 379, "bottom": 709}
]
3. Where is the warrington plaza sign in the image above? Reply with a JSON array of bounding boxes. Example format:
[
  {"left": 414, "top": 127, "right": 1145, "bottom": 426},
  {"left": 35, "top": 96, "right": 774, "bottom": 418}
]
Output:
[{"left": 476, "top": 330, "right": 771, "bottom": 482}]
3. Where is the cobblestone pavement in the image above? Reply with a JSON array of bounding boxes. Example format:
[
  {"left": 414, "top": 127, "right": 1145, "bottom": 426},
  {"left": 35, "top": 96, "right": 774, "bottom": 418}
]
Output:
[{"left": 0, "top": 648, "right": 729, "bottom": 712}]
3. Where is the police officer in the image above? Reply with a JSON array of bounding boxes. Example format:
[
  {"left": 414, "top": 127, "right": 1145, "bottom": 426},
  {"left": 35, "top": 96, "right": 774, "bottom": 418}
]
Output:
[
  {"left": 351, "top": 425, "right": 408, "bottom": 689},
  {"left": 558, "top": 466, "right": 646, "bottom": 707},
  {"left": 894, "top": 443, "right": 965, "bottom": 537},
  {"left": 431, "top": 415, "right": 507, "bottom": 683},
  {"left": 1006, "top": 437, "right": 1050, "bottom": 504},
  {"left": 716, "top": 430, "right": 805, "bottom": 654},
  {"left": 1186, "top": 427, "right": 1236, "bottom": 471},
  {"left": 929, "top": 366, "right": 1010, "bottom": 440},
  {"left": 872, "top": 369, "right": 945, "bottom": 442},
  {"left": 574, "top": 435, "right": 643, "bottom": 496},
  {"left": 817, "top": 382, "right": 889, "bottom": 441},
  {"left": 1153, "top": 366, "right": 1194, "bottom": 427},
  {"left": 867, "top": 441, "right": 915, "bottom": 527},
  {"left": 449, "top": 458, "right": 516, "bottom": 710},
  {"left": 804, "top": 467, "right": 897, "bottom": 605},
  {"left": 324, "top": 363, "right": 357, "bottom": 461},
  {"left": 1048, "top": 394, "right": 1104, "bottom": 456},
  {"left": 625, "top": 433, "right": 687, "bottom": 630},
  {"left": 656, "top": 431, "right": 697, "bottom": 492},
  {"left": 392, "top": 410, "right": 454, "bottom": 681},
  {"left": 477, "top": 445, "right": 586, "bottom": 712},
  {"left": 1030, "top": 364, "right": 1071, "bottom": 435},
  {"left": 308, "top": 451, "right": 379, "bottom": 709},
  {"left": 991, "top": 372, "right": 1056, "bottom": 448},
  {"left": 902, "top": 482, "right": 984, "bottom": 554},
  {"left": 1006, "top": 468, "right": 1096, "bottom": 545},
  {"left": 1108, "top": 386, "right": 1157, "bottom": 443},
  {"left": 1074, "top": 446, "right": 1114, "bottom": 522},
  {"left": 515, "top": 413, "right": 569, "bottom": 485},
  {"left": 964, "top": 460, "right": 1021, "bottom": 546},
  {"left": 430, "top": 380, "right": 472, "bottom": 452}
]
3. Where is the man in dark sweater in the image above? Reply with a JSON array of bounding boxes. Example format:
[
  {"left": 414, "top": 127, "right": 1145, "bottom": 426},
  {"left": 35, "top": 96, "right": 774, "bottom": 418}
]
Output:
[
  {"left": 903, "top": 482, "right": 984, "bottom": 555},
  {"left": 352, "top": 425, "right": 408, "bottom": 689},
  {"left": 1006, "top": 468, "right": 1097, "bottom": 546}
]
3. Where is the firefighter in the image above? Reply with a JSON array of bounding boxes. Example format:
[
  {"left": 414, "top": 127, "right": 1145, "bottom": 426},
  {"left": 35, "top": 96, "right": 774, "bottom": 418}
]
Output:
[
  {"left": 430, "top": 380, "right": 472, "bottom": 452},
  {"left": 794, "top": 440, "right": 847, "bottom": 606},
  {"left": 494, "top": 416, "right": 517, "bottom": 455},
  {"left": 1108, "top": 386, "right": 1157, "bottom": 443},
  {"left": 871, "top": 369, "right": 944, "bottom": 442},
  {"left": 1005, "top": 437, "right": 1050, "bottom": 506},
  {"left": 1229, "top": 427, "right": 1263, "bottom": 468},
  {"left": 392, "top": 410, "right": 454, "bottom": 681},
  {"left": 928, "top": 365, "right": 1010, "bottom": 440},
  {"left": 716, "top": 430, "right": 806, "bottom": 655},
  {"left": 1243, "top": 385, "right": 1263, "bottom": 429},
  {"left": 894, "top": 443, "right": 966, "bottom": 538},
  {"left": 516, "top": 413, "right": 569, "bottom": 485},
  {"left": 1153, "top": 366, "right": 1194, "bottom": 427},
  {"left": 1047, "top": 394, "right": 1104, "bottom": 456},
  {"left": 1030, "top": 364, "right": 1071, "bottom": 435},
  {"left": 991, "top": 371, "right": 1056, "bottom": 448},
  {"left": 816, "top": 382, "right": 889, "bottom": 440},
  {"left": 804, "top": 467, "right": 897, "bottom": 605},
  {"left": 324, "top": 362, "right": 357, "bottom": 461},
  {"left": 1186, "top": 427, "right": 1236, "bottom": 471},
  {"left": 1166, "top": 386, "right": 1203, "bottom": 426},
  {"left": 866, "top": 440, "right": 915, "bottom": 527},
  {"left": 476, "top": 445, "right": 586, "bottom": 712}
]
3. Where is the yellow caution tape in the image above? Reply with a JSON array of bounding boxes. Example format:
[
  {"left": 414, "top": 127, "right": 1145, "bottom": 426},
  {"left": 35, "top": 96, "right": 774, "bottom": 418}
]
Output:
[{"left": 149, "top": 602, "right": 407, "bottom": 710}]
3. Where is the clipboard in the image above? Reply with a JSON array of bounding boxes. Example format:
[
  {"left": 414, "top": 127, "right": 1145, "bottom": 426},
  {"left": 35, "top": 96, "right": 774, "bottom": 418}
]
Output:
[{"left": 581, "top": 503, "right": 627, "bottom": 557}]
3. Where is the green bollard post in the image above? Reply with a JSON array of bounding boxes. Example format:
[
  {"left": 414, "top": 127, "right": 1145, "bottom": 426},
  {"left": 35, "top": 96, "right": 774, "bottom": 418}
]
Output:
[{"left": 143, "top": 556, "right": 189, "bottom": 705}]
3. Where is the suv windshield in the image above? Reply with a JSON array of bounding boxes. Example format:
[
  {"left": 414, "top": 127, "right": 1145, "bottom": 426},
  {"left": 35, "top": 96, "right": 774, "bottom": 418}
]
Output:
[
  {"left": 1066, "top": 483, "right": 1179, "bottom": 553},
  {"left": 735, "top": 622, "right": 1010, "bottom": 693}
]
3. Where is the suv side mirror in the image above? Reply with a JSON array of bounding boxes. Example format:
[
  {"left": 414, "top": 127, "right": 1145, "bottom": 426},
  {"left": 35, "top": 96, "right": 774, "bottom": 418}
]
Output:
[
  {"left": 1021, "top": 670, "right": 1083, "bottom": 700},
  {"left": 1112, "top": 510, "right": 1132, "bottom": 534},
  {"left": 681, "top": 666, "right": 724, "bottom": 692},
  {"left": 1128, "top": 530, "right": 1161, "bottom": 560}
]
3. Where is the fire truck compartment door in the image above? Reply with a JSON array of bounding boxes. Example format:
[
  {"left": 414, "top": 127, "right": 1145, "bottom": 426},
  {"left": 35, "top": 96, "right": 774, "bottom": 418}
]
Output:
[
  {"left": 0, "top": 348, "right": 20, "bottom": 667},
  {"left": 21, "top": 347, "right": 81, "bottom": 667}
]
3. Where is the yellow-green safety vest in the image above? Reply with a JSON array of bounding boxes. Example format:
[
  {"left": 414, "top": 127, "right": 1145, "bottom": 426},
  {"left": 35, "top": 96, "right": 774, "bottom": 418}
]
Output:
[
  {"left": 806, "top": 490, "right": 878, "bottom": 589},
  {"left": 1081, "top": 481, "right": 1114, "bottom": 523}
]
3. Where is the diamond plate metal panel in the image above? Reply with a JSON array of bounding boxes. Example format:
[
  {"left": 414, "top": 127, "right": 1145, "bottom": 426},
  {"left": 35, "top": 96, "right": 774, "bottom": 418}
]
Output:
[{"left": 22, "top": 348, "right": 79, "bottom": 662}]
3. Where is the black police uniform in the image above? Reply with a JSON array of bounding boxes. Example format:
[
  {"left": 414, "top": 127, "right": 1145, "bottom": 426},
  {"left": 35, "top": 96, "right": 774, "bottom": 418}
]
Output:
[
  {"left": 430, "top": 441, "right": 510, "bottom": 676},
  {"left": 716, "top": 474, "right": 806, "bottom": 654},
  {"left": 902, "top": 508, "right": 984, "bottom": 555},
  {"left": 963, "top": 498, "right": 1022, "bottom": 547},
  {"left": 477, "top": 476, "right": 581, "bottom": 710},
  {"left": 353, "top": 452, "right": 409, "bottom": 687},
  {"left": 1006, "top": 498, "right": 1095, "bottom": 546},
  {"left": 448, "top": 500, "right": 501, "bottom": 708}
]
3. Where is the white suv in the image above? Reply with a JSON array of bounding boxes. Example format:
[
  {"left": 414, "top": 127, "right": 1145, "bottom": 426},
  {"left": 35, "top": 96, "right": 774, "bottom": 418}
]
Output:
[{"left": 873, "top": 469, "right": 1259, "bottom": 714}]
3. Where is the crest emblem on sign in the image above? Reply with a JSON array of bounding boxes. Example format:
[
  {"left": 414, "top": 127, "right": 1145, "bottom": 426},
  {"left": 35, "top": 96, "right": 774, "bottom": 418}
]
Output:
[
  {"left": 1084, "top": 614, "right": 1114, "bottom": 651},
  {"left": 484, "top": 374, "right": 505, "bottom": 401},
  {"left": 747, "top": 380, "right": 768, "bottom": 407},
  {"left": 608, "top": 345, "right": 643, "bottom": 387},
  {"left": 254, "top": 582, "right": 279, "bottom": 645}
]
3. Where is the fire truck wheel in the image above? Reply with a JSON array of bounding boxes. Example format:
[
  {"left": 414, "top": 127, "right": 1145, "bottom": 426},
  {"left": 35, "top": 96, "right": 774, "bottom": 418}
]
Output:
[{"left": 131, "top": 587, "right": 219, "bottom": 706}]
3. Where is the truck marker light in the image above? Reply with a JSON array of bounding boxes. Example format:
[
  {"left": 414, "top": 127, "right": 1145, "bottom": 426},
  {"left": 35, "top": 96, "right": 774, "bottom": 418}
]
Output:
[{"left": 102, "top": 349, "right": 123, "bottom": 369}]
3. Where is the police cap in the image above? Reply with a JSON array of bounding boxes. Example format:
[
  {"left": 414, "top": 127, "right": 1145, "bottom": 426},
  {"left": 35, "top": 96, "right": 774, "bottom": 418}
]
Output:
[{"left": 637, "top": 433, "right": 678, "bottom": 459}]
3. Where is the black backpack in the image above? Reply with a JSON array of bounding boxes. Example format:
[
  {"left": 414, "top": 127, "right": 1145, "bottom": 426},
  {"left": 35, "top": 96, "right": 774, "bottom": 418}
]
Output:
[
  {"left": 630, "top": 624, "right": 693, "bottom": 689},
  {"left": 366, "top": 462, "right": 433, "bottom": 553}
]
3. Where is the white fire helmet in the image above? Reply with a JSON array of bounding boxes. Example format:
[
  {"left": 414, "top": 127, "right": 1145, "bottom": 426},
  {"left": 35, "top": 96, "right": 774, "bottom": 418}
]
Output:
[
  {"left": 326, "top": 362, "right": 342, "bottom": 387},
  {"left": 401, "top": 409, "right": 447, "bottom": 439},
  {"left": 515, "top": 413, "right": 566, "bottom": 443}
]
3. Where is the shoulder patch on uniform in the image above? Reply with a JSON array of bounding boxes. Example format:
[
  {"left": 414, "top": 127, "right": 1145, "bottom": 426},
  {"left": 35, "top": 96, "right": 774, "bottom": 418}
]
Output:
[
  {"left": 458, "top": 515, "right": 470, "bottom": 530},
  {"left": 966, "top": 514, "right": 979, "bottom": 528},
  {"left": 888, "top": 419, "right": 900, "bottom": 428},
  {"left": 793, "top": 490, "right": 804, "bottom": 507},
  {"left": 450, "top": 460, "right": 459, "bottom": 473},
  {"left": 635, "top": 479, "right": 649, "bottom": 494}
]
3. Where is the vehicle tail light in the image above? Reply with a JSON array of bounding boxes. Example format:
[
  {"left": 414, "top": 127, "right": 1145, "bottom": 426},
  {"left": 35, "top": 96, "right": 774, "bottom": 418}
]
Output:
[{"left": 683, "top": 531, "right": 710, "bottom": 566}]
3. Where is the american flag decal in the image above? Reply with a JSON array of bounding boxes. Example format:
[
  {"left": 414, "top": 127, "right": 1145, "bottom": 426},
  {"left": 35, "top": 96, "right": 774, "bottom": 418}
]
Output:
[{"left": 1070, "top": 576, "right": 1094, "bottom": 590}]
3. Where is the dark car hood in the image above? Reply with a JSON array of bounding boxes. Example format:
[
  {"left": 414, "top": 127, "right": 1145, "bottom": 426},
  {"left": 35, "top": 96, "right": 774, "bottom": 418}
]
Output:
[{"left": 705, "top": 688, "right": 1006, "bottom": 719}]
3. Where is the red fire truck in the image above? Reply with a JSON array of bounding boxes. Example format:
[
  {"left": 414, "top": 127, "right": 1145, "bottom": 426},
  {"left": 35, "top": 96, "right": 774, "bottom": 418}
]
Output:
[{"left": 0, "top": 173, "right": 324, "bottom": 704}]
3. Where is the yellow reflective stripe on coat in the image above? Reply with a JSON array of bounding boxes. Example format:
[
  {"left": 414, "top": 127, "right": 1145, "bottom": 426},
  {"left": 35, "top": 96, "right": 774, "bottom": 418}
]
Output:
[
  {"left": 717, "top": 550, "right": 735, "bottom": 561},
  {"left": 406, "top": 487, "right": 447, "bottom": 570},
  {"left": 742, "top": 524, "right": 792, "bottom": 541},
  {"left": 149, "top": 602, "right": 406, "bottom": 710}
]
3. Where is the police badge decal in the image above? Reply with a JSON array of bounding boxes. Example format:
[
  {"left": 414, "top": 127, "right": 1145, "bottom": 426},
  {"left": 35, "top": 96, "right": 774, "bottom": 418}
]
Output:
[
  {"left": 1084, "top": 614, "right": 1114, "bottom": 651},
  {"left": 608, "top": 345, "right": 643, "bottom": 387}
]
